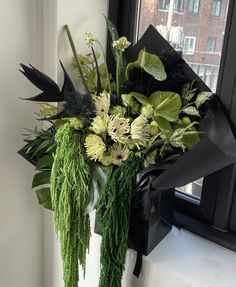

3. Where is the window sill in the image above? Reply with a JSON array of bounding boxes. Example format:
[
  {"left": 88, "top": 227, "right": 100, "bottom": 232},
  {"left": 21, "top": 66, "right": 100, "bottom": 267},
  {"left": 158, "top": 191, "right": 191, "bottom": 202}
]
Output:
[{"left": 126, "top": 226, "right": 236, "bottom": 287}]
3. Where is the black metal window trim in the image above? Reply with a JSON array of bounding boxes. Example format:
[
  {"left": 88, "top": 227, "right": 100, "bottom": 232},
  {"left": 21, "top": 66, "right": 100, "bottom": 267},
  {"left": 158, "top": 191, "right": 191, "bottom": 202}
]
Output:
[{"left": 107, "top": 0, "right": 236, "bottom": 251}]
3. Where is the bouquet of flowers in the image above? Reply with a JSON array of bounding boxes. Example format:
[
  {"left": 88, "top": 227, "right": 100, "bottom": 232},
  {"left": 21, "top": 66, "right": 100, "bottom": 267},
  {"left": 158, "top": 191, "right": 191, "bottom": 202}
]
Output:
[{"left": 19, "top": 18, "right": 236, "bottom": 287}]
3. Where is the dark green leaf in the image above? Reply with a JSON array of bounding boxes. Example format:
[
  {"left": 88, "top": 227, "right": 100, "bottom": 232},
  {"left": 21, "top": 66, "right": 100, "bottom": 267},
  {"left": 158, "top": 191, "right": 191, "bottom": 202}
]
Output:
[
  {"left": 36, "top": 155, "right": 54, "bottom": 171},
  {"left": 32, "top": 171, "right": 51, "bottom": 188},
  {"left": 35, "top": 188, "right": 52, "bottom": 210}
]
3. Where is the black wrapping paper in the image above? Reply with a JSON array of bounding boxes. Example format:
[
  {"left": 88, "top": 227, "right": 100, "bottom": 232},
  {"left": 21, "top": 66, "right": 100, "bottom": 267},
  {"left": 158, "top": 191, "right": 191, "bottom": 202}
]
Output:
[{"left": 126, "top": 26, "right": 236, "bottom": 278}]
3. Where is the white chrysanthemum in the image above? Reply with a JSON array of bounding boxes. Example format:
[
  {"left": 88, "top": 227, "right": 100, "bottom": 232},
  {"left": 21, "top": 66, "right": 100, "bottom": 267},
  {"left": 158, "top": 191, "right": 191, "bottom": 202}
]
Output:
[
  {"left": 93, "top": 91, "right": 110, "bottom": 116},
  {"left": 85, "top": 32, "right": 95, "bottom": 47},
  {"left": 109, "top": 143, "right": 130, "bottom": 166},
  {"left": 107, "top": 114, "right": 130, "bottom": 144},
  {"left": 84, "top": 134, "right": 106, "bottom": 161},
  {"left": 131, "top": 115, "right": 152, "bottom": 148}
]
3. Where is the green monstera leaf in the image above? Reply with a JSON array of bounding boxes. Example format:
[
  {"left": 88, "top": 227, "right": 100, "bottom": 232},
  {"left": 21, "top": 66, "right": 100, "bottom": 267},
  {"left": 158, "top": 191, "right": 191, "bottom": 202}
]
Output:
[
  {"left": 150, "top": 91, "right": 182, "bottom": 122},
  {"left": 36, "top": 188, "right": 52, "bottom": 210},
  {"left": 31, "top": 155, "right": 54, "bottom": 210},
  {"left": 126, "top": 49, "right": 167, "bottom": 81}
]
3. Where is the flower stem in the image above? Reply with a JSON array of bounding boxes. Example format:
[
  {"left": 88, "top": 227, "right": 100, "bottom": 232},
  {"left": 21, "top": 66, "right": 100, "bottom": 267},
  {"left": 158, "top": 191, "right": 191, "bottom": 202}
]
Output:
[
  {"left": 95, "top": 40, "right": 111, "bottom": 94},
  {"left": 116, "top": 56, "right": 120, "bottom": 98},
  {"left": 64, "top": 25, "right": 89, "bottom": 93}
]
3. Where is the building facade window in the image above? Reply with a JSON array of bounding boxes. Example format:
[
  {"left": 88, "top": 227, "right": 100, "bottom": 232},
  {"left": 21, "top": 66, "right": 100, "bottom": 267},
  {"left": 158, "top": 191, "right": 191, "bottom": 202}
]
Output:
[
  {"left": 212, "top": 0, "right": 221, "bottom": 16},
  {"left": 189, "top": 0, "right": 200, "bottom": 13},
  {"left": 207, "top": 37, "right": 217, "bottom": 52},
  {"left": 159, "top": 0, "right": 184, "bottom": 12},
  {"left": 183, "top": 36, "right": 196, "bottom": 54}
]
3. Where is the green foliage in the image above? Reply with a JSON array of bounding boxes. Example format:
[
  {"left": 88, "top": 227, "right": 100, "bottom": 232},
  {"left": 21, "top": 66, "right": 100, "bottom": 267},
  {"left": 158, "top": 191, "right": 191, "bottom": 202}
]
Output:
[
  {"left": 73, "top": 53, "right": 111, "bottom": 93},
  {"left": 22, "top": 128, "right": 56, "bottom": 210},
  {"left": 195, "top": 91, "right": 213, "bottom": 108},
  {"left": 97, "top": 155, "right": 144, "bottom": 287},
  {"left": 126, "top": 49, "right": 167, "bottom": 81},
  {"left": 104, "top": 16, "right": 127, "bottom": 97},
  {"left": 23, "top": 128, "right": 56, "bottom": 162},
  {"left": 181, "top": 81, "right": 197, "bottom": 104},
  {"left": 173, "top": 117, "right": 201, "bottom": 150},
  {"left": 50, "top": 122, "right": 91, "bottom": 287}
]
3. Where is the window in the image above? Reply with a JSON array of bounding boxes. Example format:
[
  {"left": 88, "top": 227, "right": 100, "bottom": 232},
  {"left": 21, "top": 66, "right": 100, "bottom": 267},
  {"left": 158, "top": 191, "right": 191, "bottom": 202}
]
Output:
[
  {"left": 183, "top": 36, "right": 196, "bottom": 54},
  {"left": 207, "top": 37, "right": 216, "bottom": 52},
  {"left": 212, "top": 0, "right": 221, "bottom": 16},
  {"left": 189, "top": 0, "right": 200, "bottom": 13},
  {"left": 159, "top": 0, "right": 184, "bottom": 12},
  {"left": 107, "top": 0, "right": 236, "bottom": 252}
]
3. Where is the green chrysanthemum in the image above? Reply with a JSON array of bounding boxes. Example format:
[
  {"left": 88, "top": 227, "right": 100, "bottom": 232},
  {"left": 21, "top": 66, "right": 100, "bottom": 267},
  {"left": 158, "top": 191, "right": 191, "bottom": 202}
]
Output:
[
  {"left": 107, "top": 114, "right": 130, "bottom": 144},
  {"left": 90, "top": 116, "right": 107, "bottom": 134},
  {"left": 85, "top": 134, "right": 106, "bottom": 161}
]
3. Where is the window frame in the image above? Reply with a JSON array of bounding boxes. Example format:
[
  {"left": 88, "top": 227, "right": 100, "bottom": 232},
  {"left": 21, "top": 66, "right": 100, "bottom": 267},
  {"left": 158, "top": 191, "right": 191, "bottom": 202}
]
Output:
[
  {"left": 189, "top": 0, "right": 200, "bottom": 13},
  {"left": 206, "top": 37, "right": 217, "bottom": 52},
  {"left": 159, "top": 0, "right": 185, "bottom": 12},
  {"left": 212, "top": 0, "right": 221, "bottom": 17},
  {"left": 107, "top": 0, "right": 236, "bottom": 252},
  {"left": 183, "top": 36, "right": 196, "bottom": 54}
]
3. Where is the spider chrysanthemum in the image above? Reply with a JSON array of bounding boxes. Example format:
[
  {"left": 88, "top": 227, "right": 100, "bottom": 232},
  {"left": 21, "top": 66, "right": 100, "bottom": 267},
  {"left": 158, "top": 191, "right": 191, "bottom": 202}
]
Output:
[
  {"left": 109, "top": 143, "right": 130, "bottom": 166},
  {"left": 93, "top": 91, "right": 110, "bottom": 116},
  {"left": 84, "top": 134, "right": 106, "bottom": 161},
  {"left": 107, "top": 114, "right": 130, "bottom": 144},
  {"left": 131, "top": 115, "right": 152, "bottom": 148}
]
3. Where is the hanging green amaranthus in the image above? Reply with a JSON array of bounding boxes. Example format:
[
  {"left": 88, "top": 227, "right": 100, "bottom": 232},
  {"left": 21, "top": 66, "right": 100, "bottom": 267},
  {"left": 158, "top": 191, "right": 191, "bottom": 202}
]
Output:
[
  {"left": 50, "top": 122, "right": 91, "bottom": 287},
  {"left": 97, "top": 155, "right": 144, "bottom": 287}
]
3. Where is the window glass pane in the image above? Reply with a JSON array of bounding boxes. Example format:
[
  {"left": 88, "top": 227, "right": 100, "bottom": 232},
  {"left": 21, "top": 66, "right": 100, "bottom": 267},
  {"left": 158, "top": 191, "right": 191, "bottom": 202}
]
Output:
[
  {"left": 189, "top": 0, "right": 200, "bottom": 13},
  {"left": 207, "top": 37, "right": 216, "bottom": 52},
  {"left": 212, "top": 0, "right": 221, "bottom": 16},
  {"left": 137, "top": 0, "right": 229, "bottom": 198}
]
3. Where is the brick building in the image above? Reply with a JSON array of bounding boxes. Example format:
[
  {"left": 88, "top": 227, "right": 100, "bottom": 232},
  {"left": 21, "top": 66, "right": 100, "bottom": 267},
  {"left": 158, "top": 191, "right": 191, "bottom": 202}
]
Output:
[{"left": 138, "top": 0, "right": 229, "bottom": 91}]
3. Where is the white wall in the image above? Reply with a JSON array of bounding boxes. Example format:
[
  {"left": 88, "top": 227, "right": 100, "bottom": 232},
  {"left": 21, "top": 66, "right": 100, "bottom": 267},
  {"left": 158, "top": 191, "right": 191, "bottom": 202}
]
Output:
[{"left": 0, "top": 1, "right": 43, "bottom": 287}]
